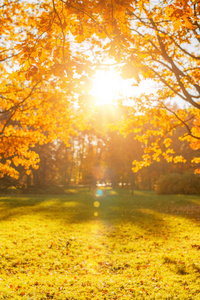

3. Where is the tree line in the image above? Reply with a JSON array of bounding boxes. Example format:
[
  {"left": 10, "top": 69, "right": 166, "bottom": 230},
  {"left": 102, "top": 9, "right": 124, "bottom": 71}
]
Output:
[{"left": 1, "top": 107, "right": 198, "bottom": 192}]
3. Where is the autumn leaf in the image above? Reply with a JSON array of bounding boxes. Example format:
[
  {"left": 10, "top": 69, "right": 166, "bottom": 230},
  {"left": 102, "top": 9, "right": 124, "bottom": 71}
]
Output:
[{"left": 121, "top": 63, "right": 140, "bottom": 83}]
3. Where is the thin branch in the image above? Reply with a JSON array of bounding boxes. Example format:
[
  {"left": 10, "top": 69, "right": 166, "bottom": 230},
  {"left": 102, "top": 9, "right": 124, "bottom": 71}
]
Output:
[
  {"left": 60, "top": 0, "right": 111, "bottom": 41},
  {"left": 130, "top": 10, "right": 200, "bottom": 61},
  {"left": 161, "top": 102, "right": 200, "bottom": 140},
  {"left": 155, "top": 28, "right": 200, "bottom": 60},
  {"left": 111, "top": 0, "right": 114, "bottom": 33},
  {"left": 0, "top": 80, "right": 43, "bottom": 135},
  {"left": 52, "top": 0, "right": 66, "bottom": 64}
]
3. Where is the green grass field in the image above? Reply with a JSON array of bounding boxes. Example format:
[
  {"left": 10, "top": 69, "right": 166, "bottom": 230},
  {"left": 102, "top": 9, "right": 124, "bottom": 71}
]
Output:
[{"left": 0, "top": 188, "right": 200, "bottom": 299}]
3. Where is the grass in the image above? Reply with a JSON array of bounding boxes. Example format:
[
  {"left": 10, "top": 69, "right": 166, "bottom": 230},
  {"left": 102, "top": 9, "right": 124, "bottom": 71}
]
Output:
[{"left": 0, "top": 188, "right": 200, "bottom": 299}]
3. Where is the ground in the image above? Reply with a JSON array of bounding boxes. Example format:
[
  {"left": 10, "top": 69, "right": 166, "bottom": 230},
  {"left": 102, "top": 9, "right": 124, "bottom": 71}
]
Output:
[{"left": 0, "top": 188, "right": 200, "bottom": 299}]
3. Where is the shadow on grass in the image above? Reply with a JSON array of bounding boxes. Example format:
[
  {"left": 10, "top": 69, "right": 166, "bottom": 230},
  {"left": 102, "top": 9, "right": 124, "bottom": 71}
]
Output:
[{"left": 0, "top": 189, "right": 199, "bottom": 235}]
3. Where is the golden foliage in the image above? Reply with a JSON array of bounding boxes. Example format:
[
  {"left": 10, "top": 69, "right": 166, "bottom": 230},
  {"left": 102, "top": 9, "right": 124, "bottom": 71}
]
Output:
[{"left": 0, "top": 0, "right": 200, "bottom": 177}]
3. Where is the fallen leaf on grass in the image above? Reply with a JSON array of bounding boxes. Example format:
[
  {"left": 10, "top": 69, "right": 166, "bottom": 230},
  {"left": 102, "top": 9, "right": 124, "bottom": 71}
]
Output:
[{"left": 191, "top": 244, "right": 200, "bottom": 250}]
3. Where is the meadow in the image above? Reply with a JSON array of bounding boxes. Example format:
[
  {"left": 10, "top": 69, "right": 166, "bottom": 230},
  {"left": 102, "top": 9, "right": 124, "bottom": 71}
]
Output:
[{"left": 0, "top": 188, "right": 200, "bottom": 299}]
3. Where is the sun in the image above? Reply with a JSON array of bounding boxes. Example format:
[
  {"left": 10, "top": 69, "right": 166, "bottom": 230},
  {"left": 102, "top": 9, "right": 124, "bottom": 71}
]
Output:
[
  {"left": 91, "top": 69, "right": 124, "bottom": 106},
  {"left": 90, "top": 68, "right": 155, "bottom": 106}
]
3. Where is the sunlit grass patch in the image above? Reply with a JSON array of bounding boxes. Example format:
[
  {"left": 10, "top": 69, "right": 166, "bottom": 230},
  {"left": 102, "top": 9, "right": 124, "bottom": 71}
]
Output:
[
  {"left": 107, "top": 190, "right": 119, "bottom": 195},
  {"left": 64, "top": 188, "right": 79, "bottom": 194},
  {"left": 0, "top": 190, "right": 200, "bottom": 299}
]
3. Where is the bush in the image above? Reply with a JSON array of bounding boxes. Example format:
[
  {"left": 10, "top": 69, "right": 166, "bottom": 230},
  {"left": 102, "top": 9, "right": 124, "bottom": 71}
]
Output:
[
  {"left": 155, "top": 173, "right": 200, "bottom": 195},
  {"left": 1, "top": 186, "right": 22, "bottom": 195},
  {"left": 8, "top": 186, "right": 22, "bottom": 194}
]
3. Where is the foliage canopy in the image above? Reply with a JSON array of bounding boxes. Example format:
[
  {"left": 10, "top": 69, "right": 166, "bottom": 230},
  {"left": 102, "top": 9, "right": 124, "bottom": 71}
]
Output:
[{"left": 1, "top": 0, "right": 200, "bottom": 178}]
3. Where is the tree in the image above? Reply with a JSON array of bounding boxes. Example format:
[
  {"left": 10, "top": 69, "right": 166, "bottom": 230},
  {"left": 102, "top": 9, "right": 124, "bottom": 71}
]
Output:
[
  {"left": 104, "top": 131, "right": 142, "bottom": 187},
  {"left": 1, "top": 0, "right": 200, "bottom": 178},
  {"left": 114, "top": 0, "right": 200, "bottom": 173},
  {"left": 0, "top": 0, "right": 91, "bottom": 179}
]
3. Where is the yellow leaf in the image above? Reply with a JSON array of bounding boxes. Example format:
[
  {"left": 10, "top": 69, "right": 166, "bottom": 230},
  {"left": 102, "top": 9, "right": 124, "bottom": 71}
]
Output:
[
  {"left": 163, "top": 138, "right": 172, "bottom": 148},
  {"left": 174, "top": 156, "right": 186, "bottom": 163},
  {"left": 121, "top": 63, "right": 140, "bottom": 82},
  {"left": 174, "top": 19, "right": 182, "bottom": 30},
  {"left": 191, "top": 157, "right": 200, "bottom": 164}
]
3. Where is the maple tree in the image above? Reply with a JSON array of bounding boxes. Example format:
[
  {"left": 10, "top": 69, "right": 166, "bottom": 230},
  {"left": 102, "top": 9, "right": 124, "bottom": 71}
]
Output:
[
  {"left": 1, "top": 0, "right": 200, "bottom": 179},
  {"left": 115, "top": 0, "right": 200, "bottom": 173}
]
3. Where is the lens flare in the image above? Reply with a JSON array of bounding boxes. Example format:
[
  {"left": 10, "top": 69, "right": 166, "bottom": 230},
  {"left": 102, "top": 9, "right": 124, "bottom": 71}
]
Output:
[
  {"left": 96, "top": 189, "right": 103, "bottom": 197},
  {"left": 94, "top": 201, "right": 100, "bottom": 208}
]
